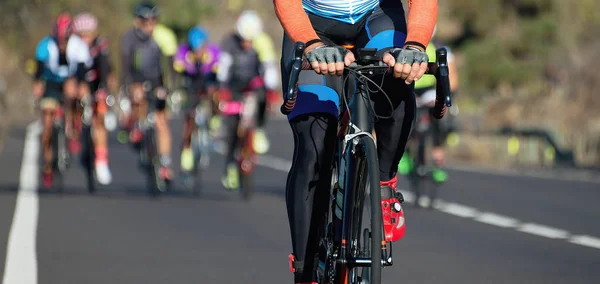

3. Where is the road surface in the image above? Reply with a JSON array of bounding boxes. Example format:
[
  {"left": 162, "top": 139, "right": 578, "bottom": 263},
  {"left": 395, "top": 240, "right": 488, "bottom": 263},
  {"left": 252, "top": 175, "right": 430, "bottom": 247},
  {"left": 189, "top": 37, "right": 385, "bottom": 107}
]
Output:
[{"left": 1, "top": 117, "right": 599, "bottom": 284}]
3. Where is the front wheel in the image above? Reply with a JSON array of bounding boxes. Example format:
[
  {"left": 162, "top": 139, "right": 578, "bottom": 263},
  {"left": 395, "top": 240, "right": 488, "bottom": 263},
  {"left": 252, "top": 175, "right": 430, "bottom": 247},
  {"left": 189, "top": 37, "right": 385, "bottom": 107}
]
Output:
[
  {"left": 239, "top": 130, "right": 255, "bottom": 201},
  {"left": 346, "top": 136, "right": 382, "bottom": 284},
  {"left": 52, "top": 124, "right": 68, "bottom": 193},
  {"left": 81, "top": 125, "right": 96, "bottom": 194},
  {"left": 144, "top": 127, "right": 166, "bottom": 197}
]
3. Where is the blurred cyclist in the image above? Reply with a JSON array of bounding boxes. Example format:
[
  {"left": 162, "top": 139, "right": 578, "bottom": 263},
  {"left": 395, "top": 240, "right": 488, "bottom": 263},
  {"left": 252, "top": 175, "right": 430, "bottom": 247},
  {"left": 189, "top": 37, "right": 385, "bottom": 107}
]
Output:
[
  {"left": 174, "top": 25, "right": 221, "bottom": 174},
  {"left": 73, "top": 12, "right": 114, "bottom": 185},
  {"left": 399, "top": 25, "right": 460, "bottom": 183},
  {"left": 217, "top": 10, "right": 267, "bottom": 189},
  {"left": 120, "top": 1, "right": 173, "bottom": 180},
  {"left": 250, "top": 30, "right": 280, "bottom": 154},
  {"left": 33, "top": 12, "right": 92, "bottom": 188}
]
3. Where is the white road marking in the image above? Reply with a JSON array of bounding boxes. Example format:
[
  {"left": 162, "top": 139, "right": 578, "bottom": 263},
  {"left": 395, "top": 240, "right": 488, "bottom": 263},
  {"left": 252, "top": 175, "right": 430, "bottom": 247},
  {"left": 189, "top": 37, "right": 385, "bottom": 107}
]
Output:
[
  {"left": 446, "top": 163, "right": 600, "bottom": 184},
  {"left": 250, "top": 153, "right": 600, "bottom": 251},
  {"left": 517, "top": 223, "right": 570, "bottom": 239},
  {"left": 475, "top": 212, "right": 520, "bottom": 228},
  {"left": 438, "top": 202, "right": 479, "bottom": 218},
  {"left": 256, "top": 155, "right": 292, "bottom": 172},
  {"left": 2, "top": 121, "right": 41, "bottom": 284},
  {"left": 568, "top": 235, "right": 600, "bottom": 250}
]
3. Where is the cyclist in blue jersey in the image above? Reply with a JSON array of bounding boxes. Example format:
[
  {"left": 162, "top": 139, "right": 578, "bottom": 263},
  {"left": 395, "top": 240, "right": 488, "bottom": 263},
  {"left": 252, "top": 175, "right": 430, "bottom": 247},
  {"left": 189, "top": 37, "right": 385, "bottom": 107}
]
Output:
[{"left": 33, "top": 12, "right": 92, "bottom": 188}]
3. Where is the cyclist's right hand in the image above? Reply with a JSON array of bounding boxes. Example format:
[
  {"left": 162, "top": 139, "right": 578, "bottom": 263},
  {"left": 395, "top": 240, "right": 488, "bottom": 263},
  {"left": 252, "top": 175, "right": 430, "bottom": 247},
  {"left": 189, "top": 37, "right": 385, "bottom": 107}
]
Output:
[{"left": 305, "top": 42, "right": 355, "bottom": 76}]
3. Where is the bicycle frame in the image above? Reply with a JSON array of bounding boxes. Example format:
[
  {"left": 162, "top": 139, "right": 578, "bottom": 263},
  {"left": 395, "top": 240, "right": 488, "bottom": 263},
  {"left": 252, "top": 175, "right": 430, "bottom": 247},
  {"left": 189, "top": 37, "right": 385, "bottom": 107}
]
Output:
[{"left": 335, "top": 63, "right": 393, "bottom": 270}]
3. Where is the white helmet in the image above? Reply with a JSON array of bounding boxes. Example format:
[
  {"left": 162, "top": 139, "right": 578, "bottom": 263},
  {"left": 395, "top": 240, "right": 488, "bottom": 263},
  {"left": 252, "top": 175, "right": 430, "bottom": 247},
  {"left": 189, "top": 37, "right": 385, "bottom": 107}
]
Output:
[{"left": 235, "top": 10, "right": 263, "bottom": 41}]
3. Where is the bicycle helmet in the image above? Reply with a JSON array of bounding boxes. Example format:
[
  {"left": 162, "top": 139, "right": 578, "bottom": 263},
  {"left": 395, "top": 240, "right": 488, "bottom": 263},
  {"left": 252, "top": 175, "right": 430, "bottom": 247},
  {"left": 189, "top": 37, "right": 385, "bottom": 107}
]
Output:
[
  {"left": 134, "top": 2, "right": 159, "bottom": 19},
  {"left": 235, "top": 10, "right": 263, "bottom": 41},
  {"left": 73, "top": 13, "right": 98, "bottom": 33},
  {"left": 188, "top": 26, "right": 208, "bottom": 51},
  {"left": 51, "top": 12, "right": 73, "bottom": 45}
]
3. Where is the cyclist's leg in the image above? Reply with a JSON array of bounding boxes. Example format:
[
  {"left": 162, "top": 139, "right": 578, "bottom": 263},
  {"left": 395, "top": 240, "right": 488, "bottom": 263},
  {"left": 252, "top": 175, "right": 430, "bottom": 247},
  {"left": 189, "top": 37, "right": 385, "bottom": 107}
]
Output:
[
  {"left": 90, "top": 83, "right": 112, "bottom": 184},
  {"left": 221, "top": 111, "right": 240, "bottom": 187},
  {"left": 129, "top": 83, "right": 147, "bottom": 143},
  {"left": 152, "top": 87, "right": 173, "bottom": 178},
  {"left": 281, "top": 29, "right": 343, "bottom": 282},
  {"left": 356, "top": 2, "right": 415, "bottom": 182},
  {"left": 181, "top": 78, "right": 201, "bottom": 172},
  {"left": 357, "top": 1, "right": 414, "bottom": 242},
  {"left": 40, "top": 81, "right": 62, "bottom": 186},
  {"left": 245, "top": 76, "right": 269, "bottom": 154},
  {"left": 63, "top": 77, "right": 81, "bottom": 153},
  {"left": 429, "top": 107, "right": 448, "bottom": 182}
]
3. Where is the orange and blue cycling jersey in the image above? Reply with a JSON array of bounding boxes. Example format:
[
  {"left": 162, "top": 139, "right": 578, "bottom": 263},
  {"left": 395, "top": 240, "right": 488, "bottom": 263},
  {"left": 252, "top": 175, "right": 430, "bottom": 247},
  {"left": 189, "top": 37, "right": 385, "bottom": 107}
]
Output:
[{"left": 275, "top": 0, "right": 437, "bottom": 49}]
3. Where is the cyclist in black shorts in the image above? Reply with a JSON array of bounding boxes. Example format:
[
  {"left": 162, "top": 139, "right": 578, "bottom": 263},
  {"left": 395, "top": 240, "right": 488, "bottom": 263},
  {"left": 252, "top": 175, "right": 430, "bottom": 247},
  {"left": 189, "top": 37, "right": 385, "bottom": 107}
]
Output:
[
  {"left": 217, "top": 10, "right": 267, "bottom": 189},
  {"left": 73, "top": 12, "right": 115, "bottom": 185},
  {"left": 173, "top": 25, "right": 219, "bottom": 173},
  {"left": 274, "top": 0, "right": 437, "bottom": 282},
  {"left": 120, "top": 2, "right": 173, "bottom": 180}
]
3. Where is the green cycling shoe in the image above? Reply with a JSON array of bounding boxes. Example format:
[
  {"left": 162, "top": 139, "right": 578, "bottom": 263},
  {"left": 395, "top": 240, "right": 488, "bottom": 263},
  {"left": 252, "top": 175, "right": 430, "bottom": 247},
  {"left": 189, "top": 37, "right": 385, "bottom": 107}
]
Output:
[
  {"left": 432, "top": 168, "right": 448, "bottom": 183},
  {"left": 221, "top": 163, "right": 240, "bottom": 190},
  {"left": 398, "top": 152, "right": 414, "bottom": 175}
]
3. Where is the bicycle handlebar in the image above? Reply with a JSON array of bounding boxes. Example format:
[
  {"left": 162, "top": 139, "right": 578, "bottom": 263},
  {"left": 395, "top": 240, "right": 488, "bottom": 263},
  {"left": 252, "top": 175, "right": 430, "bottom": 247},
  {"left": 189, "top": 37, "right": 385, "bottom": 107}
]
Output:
[{"left": 281, "top": 42, "right": 452, "bottom": 119}]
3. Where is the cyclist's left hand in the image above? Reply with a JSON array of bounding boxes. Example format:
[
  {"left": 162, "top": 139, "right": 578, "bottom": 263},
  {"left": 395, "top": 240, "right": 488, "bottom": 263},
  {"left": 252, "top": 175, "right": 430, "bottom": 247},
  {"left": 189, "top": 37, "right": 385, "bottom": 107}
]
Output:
[{"left": 383, "top": 45, "right": 428, "bottom": 84}]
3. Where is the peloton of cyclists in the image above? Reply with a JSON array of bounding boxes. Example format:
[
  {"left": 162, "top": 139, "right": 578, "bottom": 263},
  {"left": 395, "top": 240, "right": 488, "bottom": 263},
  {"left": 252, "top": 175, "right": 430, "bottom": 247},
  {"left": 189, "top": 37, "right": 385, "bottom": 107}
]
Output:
[{"left": 33, "top": 6, "right": 280, "bottom": 192}]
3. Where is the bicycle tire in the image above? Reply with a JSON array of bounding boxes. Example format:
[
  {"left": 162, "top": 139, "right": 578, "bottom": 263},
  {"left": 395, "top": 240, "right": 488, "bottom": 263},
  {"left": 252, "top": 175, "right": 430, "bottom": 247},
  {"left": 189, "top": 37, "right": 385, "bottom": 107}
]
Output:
[
  {"left": 186, "top": 129, "right": 201, "bottom": 195},
  {"left": 239, "top": 130, "right": 254, "bottom": 201},
  {"left": 81, "top": 125, "right": 96, "bottom": 194},
  {"left": 144, "top": 127, "right": 160, "bottom": 197},
  {"left": 52, "top": 124, "right": 67, "bottom": 193},
  {"left": 346, "top": 136, "right": 382, "bottom": 284}
]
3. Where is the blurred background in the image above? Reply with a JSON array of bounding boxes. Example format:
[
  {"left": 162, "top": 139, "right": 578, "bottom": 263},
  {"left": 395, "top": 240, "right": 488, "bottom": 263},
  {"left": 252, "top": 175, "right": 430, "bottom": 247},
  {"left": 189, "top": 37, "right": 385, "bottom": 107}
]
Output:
[{"left": 1, "top": 1, "right": 600, "bottom": 284}]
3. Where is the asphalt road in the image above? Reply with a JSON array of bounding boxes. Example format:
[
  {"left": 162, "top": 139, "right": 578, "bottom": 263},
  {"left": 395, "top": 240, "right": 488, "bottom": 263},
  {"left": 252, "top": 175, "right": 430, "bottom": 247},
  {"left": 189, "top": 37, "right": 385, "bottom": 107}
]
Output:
[{"left": 1, "top": 116, "right": 600, "bottom": 284}]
